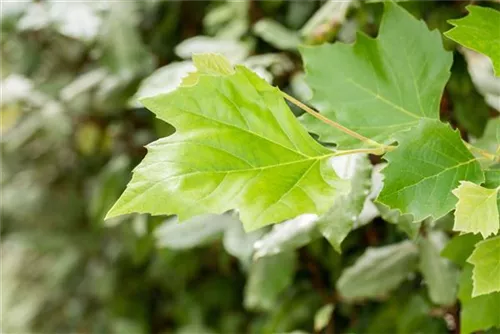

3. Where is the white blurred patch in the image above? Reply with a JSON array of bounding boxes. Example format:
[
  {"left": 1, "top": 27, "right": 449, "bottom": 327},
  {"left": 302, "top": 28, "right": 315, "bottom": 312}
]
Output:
[{"left": 461, "top": 48, "right": 500, "bottom": 111}]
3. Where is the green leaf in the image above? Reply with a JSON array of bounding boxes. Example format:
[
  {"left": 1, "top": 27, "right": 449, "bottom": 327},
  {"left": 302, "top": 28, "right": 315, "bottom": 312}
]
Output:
[
  {"left": 418, "top": 231, "right": 459, "bottom": 306},
  {"left": 396, "top": 295, "right": 448, "bottom": 334},
  {"left": 107, "top": 54, "right": 348, "bottom": 231},
  {"left": 244, "top": 252, "right": 296, "bottom": 311},
  {"left": 458, "top": 265, "right": 500, "bottom": 334},
  {"left": 336, "top": 240, "right": 418, "bottom": 301},
  {"left": 467, "top": 236, "right": 500, "bottom": 297},
  {"left": 445, "top": 5, "right": 500, "bottom": 76},
  {"left": 441, "top": 233, "right": 482, "bottom": 266},
  {"left": 452, "top": 181, "right": 499, "bottom": 238},
  {"left": 377, "top": 119, "right": 484, "bottom": 221},
  {"left": 299, "top": 2, "right": 452, "bottom": 148}
]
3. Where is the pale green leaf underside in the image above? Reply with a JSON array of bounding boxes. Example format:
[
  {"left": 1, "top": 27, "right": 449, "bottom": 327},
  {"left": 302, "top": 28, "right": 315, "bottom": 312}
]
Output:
[
  {"left": 244, "top": 252, "right": 296, "bottom": 311},
  {"left": 317, "top": 154, "right": 372, "bottom": 252},
  {"left": 445, "top": 5, "right": 500, "bottom": 76},
  {"left": 106, "top": 54, "right": 347, "bottom": 231},
  {"left": 418, "top": 231, "right": 459, "bottom": 306},
  {"left": 337, "top": 240, "right": 418, "bottom": 300},
  {"left": 468, "top": 236, "right": 500, "bottom": 297},
  {"left": 300, "top": 2, "right": 452, "bottom": 148},
  {"left": 377, "top": 119, "right": 484, "bottom": 221},
  {"left": 452, "top": 181, "right": 500, "bottom": 238}
]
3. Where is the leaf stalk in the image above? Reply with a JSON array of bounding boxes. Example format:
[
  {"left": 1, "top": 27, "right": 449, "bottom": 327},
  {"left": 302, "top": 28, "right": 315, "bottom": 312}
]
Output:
[
  {"left": 463, "top": 142, "right": 500, "bottom": 163},
  {"left": 281, "top": 91, "right": 394, "bottom": 154}
]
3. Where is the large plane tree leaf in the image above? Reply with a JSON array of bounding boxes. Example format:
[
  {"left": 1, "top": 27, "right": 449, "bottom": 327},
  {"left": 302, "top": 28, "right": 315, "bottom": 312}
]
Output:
[
  {"left": 445, "top": 6, "right": 500, "bottom": 76},
  {"left": 452, "top": 181, "right": 500, "bottom": 238},
  {"left": 106, "top": 54, "right": 347, "bottom": 231},
  {"left": 377, "top": 119, "right": 484, "bottom": 221},
  {"left": 300, "top": 2, "right": 452, "bottom": 148},
  {"left": 467, "top": 236, "right": 500, "bottom": 297}
]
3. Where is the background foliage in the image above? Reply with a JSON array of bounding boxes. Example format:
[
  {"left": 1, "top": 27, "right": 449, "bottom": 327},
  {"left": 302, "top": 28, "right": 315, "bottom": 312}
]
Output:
[{"left": 1, "top": 1, "right": 499, "bottom": 333}]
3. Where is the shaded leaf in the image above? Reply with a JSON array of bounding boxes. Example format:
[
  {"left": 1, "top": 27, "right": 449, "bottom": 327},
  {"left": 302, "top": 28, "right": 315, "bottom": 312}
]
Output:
[
  {"left": 458, "top": 265, "right": 500, "bottom": 334},
  {"left": 441, "top": 233, "right": 482, "bottom": 266},
  {"left": 418, "top": 231, "right": 459, "bottom": 306},
  {"left": 244, "top": 252, "right": 296, "bottom": 311},
  {"left": 337, "top": 240, "right": 418, "bottom": 301}
]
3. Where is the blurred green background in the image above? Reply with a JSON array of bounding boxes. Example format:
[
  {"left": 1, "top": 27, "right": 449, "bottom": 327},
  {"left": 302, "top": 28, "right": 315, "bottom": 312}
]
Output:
[{"left": 2, "top": 1, "right": 499, "bottom": 333}]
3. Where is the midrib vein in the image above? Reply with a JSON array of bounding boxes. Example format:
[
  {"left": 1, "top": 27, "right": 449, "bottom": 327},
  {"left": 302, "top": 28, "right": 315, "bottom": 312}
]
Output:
[{"left": 125, "top": 153, "right": 335, "bottom": 210}]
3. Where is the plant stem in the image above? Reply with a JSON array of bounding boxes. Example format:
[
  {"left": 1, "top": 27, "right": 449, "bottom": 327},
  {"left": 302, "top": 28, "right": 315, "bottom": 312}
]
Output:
[
  {"left": 334, "top": 147, "right": 388, "bottom": 157},
  {"left": 281, "top": 91, "right": 393, "bottom": 151},
  {"left": 463, "top": 142, "right": 500, "bottom": 163}
]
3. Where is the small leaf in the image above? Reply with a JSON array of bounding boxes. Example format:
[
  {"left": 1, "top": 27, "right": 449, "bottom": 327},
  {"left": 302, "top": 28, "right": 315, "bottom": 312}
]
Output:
[
  {"left": 107, "top": 54, "right": 348, "bottom": 231},
  {"left": 467, "top": 236, "right": 500, "bottom": 297},
  {"left": 300, "top": 2, "right": 452, "bottom": 148},
  {"left": 445, "top": 5, "right": 500, "bottom": 76},
  {"left": 314, "top": 304, "right": 334, "bottom": 332},
  {"left": 244, "top": 252, "right": 296, "bottom": 311},
  {"left": 418, "top": 231, "right": 459, "bottom": 306},
  {"left": 452, "top": 182, "right": 499, "bottom": 238},
  {"left": 336, "top": 240, "right": 418, "bottom": 301},
  {"left": 458, "top": 265, "right": 500, "bottom": 334},
  {"left": 377, "top": 119, "right": 484, "bottom": 221}
]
